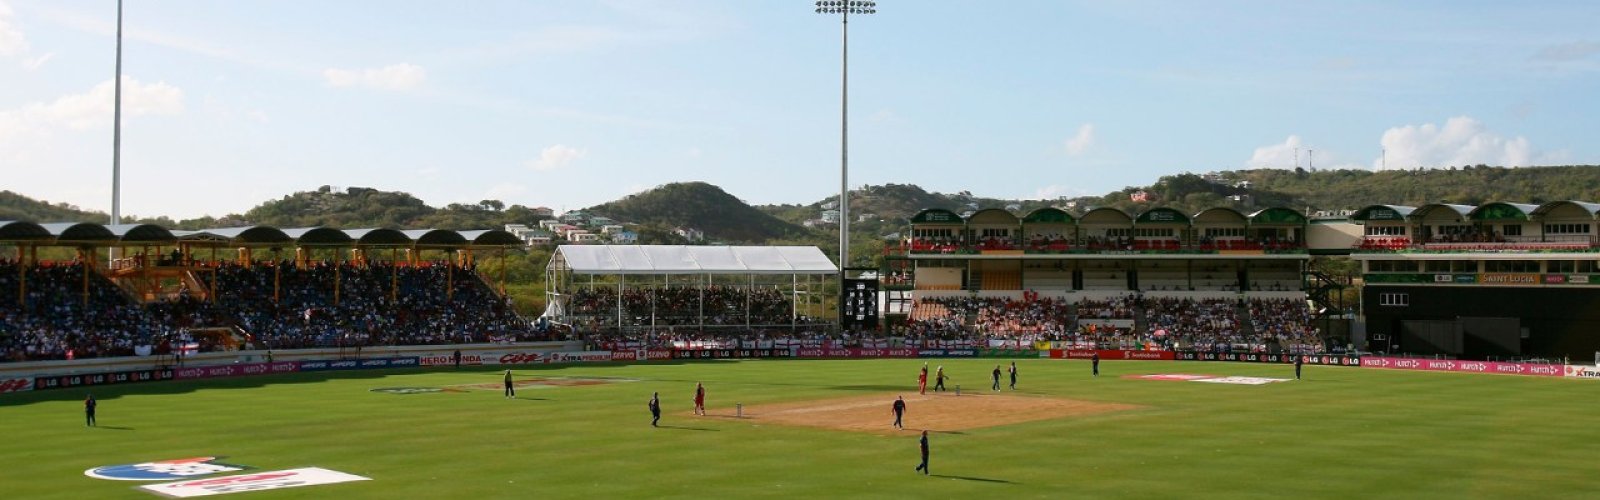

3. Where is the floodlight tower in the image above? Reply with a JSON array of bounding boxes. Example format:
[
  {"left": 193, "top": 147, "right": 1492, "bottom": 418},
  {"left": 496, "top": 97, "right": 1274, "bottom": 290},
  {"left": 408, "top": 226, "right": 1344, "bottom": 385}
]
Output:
[
  {"left": 814, "top": 0, "right": 875, "bottom": 325},
  {"left": 112, "top": 0, "right": 124, "bottom": 228}
]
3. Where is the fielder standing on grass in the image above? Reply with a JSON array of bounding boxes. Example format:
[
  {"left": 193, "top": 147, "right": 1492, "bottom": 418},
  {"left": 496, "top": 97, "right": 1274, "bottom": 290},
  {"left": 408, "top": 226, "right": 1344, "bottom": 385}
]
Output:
[
  {"left": 693, "top": 382, "right": 706, "bottom": 416},
  {"left": 1092, "top": 352, "right": 1100, "bottom": 377},
  {"left": 934, "top": 366, "right": 948, "bottom": 392},
  {"left": 892, "top": 396, "right": 906, "bottom": 430},
  {"left": 991, "top": 364, "right": 1002, "bottom": 391},
  {"left": 648, "top": 392, "right": 661, "bottom": 427},
  {"left": 1295, "top": 355, "right": 1304, "bottom": 380},
  {"left": 914, "top": 430, "right": 930, "bottom": 475},
  {"left": 918, "top": 364, "right": 929, "bottom": 395},
  {"left": 503, "top": 369, "right": 515, "bottom": 399},
  {"left": 84, "top": 394, "right": 96, "bottom": 427},
  {"left": 1008, "top": 361, "right": 1018, "bottom": 390}
]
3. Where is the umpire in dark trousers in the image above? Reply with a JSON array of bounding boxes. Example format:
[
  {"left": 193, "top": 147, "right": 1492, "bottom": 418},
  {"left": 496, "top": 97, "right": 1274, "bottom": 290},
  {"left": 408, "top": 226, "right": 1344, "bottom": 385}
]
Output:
[
  {"left": 914, "top": 430, "right": 929, "bottom": 475},
  {"left": 648, "top": 392, "right": 661, "bottom": 427},
  {"left": 1295, "top": 355, "right": 1304, "bottom": 380},
  {"left": 892, "top": 396, "right": 906, "bottom": 429}
]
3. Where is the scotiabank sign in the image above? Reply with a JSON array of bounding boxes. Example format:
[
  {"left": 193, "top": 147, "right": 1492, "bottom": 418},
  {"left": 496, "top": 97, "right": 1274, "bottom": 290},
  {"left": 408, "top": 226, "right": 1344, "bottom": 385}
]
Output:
[
  {"left": 1049, "top": 349, "right": 1175, "bottom": 361},
  {"left": 792, "top": 348, "right": 920, "bottom": 359},
  {"left": 1361, "top": 357, "right": 1563, "bottom": 377},
  {"left": 0, "top": 378, "right": 32, "bottom": 393},
  {"left": 175, "top": 362, "right": 300, "bottom": 380}
]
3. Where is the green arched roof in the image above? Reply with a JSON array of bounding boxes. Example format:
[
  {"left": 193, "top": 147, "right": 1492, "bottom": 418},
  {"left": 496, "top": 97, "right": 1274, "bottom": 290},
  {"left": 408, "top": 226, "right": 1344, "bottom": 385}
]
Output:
[
  {"left": 0, "top": 220, "right": 52, "bottom": 241},
  {"left": 1022, "top": 207, "right": 1075, "bottom": 224},
  {"left": 1193, "top": 207, "right": 1247, "bottom": 224},
  {"left": 1530, "top": 201, "right": 1600, "bottom": 219},
  {"left": 1249, "top": 207, "right": 1307, "bottom": 225},
  {"left": 966, "top": 208, "right": 1019, "bottom": 225},
  {"left": 41, "top": 222, "right": 116, "bottom": 242},
  {"left": 403, "top": 229, "right": 468, "bottom": 246},
  {"left": 1135, "top": 207, "right": 1190, "bottom": 225},
  {"left": 1078, "top": 207, "right": 1132, "bottom": 224},
  {"left": 909, "top": 208, "right": 963, "bottom": 224},
  {"left": 1409, "top": 203, "right": 1476, "bottom": 221},
  {"left": 282, "top": 227, "right": 354, "bottom": 245},
  {"left": 1350, "top": 205, "right": 1415, "bottom": 222},
  {"left": 343, "top": 228, "right": 411, "bottom": 246},
  {"left": 1468, "top": 202, "right": 1538, "bottom": 221},
  {"left": 460, "top": 229, "right": 523, "bottom": 246},
  {"left": 201, "top": 226, "right": 294, "bottom": 244}
]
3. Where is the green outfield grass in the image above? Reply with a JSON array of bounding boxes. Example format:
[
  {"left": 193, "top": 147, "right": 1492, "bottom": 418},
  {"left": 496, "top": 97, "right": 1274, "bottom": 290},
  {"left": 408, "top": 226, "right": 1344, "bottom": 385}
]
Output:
[{"left": 3, "top": 359, "right": 1598, "bottom": 499}]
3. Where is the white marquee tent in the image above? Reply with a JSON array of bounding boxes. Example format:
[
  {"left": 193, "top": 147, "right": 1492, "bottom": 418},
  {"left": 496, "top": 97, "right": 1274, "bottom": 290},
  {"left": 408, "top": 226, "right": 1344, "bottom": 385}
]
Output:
[
  {"left": 544, "top": 245, "right": 839, "bottom": 331},
  {"left": 546, "top": 245, "right": 837, "bottom": 275}
]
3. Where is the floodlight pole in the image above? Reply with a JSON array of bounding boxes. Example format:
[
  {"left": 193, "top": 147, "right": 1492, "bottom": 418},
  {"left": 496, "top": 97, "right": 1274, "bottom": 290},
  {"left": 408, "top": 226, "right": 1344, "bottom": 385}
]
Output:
[
  {"left": 112, "top": 0, "right": 123, "bottom": 228},
  {"left": 815, "top": 0, "right": 876, "bottom": 327},
  {"left": 110, "top": 0, "right": 124, "bottom": 267}
]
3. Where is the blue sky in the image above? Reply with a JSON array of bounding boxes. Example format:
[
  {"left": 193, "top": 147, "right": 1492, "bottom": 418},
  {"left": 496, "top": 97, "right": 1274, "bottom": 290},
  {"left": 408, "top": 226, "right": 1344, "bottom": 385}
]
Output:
[{"left": 2, "top": 1, "right": 1597, "bottom": 220}]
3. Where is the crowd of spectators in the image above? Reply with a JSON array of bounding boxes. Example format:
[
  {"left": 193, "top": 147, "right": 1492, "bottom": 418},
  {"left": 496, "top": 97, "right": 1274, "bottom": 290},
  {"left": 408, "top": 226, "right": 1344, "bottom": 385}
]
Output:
[
  {"left": 567, "top": 286, "right": 810, "bottom": 328},
  {"left": 1249, "top": 298, "right": 1323, "bottom": 355},
  {"left": 209, "top": 261, "right": 536, "bottom": 349},
  {"left": 0, "top": 260, "right": 171, "bottom": 361},
  {"left": 897, "top": 293, "right": 1325, "bottom": 354},
  {"left": 1075, "top": 295, "right": 1137, "bottom": 320}
]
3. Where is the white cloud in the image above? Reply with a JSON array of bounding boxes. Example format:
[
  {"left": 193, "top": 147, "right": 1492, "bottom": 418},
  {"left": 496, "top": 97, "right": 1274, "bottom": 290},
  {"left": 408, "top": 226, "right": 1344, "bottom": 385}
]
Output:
[
  {"left": 1246, "top": 135, "right": 1304, "bottom": 169},
  {"left": 22, "top": 52, "right": 52, "bottom": 70},
  {"left": 0, "top": 76, "right": 184, "bottom": 137},
  {"left": 1064, "top": 124, "right": 1096, "bottom": 156},
  {"left": 524, "top": 144, "right": 586, "bottom": 171},
  {"left": 0, "top": 0, "right": 27, "bottom": 57},
  {"left": 323, "top": 63, "right": 427, "bottom": 91},
  {"left": 1374, "top": 116, "right": 1532, "bottom": 169}
]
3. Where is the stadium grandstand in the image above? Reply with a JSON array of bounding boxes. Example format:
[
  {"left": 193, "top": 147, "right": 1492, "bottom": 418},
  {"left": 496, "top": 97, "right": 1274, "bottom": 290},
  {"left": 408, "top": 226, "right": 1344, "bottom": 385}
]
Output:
[
  {"left": 889, "top": 199, "right": 1600, "bottom": 361},
  {"left": 0, "top": 220, "right": 537, "bottom": 362},
  {"left": 7, "top": 197, "right": 1600, "bottom": 364}
]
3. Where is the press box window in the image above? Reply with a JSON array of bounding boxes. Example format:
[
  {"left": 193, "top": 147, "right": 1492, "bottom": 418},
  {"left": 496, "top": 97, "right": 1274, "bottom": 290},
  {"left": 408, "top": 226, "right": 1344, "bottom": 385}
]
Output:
[{"left": 1378, "top": 293, "right": 1409, "bottom": 307}]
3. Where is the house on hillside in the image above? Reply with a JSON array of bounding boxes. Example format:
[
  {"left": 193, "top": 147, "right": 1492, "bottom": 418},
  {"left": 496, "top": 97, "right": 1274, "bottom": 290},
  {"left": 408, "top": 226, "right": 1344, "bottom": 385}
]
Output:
[
  {"left": 821, "top": 209, "right": 840, "bottom": 224},
  {"left": 589, "top": 216, "right": 617, "bottom": 227},
  {"left": 600, "top": 224, "right": 626, "bottom": 235},
  {"left": 560, "top": 211, "right": 589, "bottom": 225},
  {"left": 532, "top": 207, "right": 555, "bottom": 218},
  {"left": 1130, "top": 190, "right": 1152, "bottom": 203},
  {"left": 675, "top": 227, "right": 705, "bottom": 242},
  {"left": 611, "top": 230, "right": 638, "bottom": 244}
]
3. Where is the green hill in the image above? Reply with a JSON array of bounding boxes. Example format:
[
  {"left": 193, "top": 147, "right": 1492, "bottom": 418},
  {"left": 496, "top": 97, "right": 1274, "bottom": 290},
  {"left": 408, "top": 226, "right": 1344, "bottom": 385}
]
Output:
[
  {"left": 584, "top": 182, "right": 814, "bottom": 244},
  {"left": 1, "top": 190, "right": 111, "bottom": 223}
]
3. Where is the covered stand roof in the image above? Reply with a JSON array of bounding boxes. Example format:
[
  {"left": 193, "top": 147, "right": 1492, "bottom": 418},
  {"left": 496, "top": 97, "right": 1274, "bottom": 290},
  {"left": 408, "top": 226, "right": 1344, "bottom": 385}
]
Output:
[
  {"left": 0, "top": 221, "right": 52, "bottom": 241},
  {"left": 0, "top": 220, "right": 523, "bottom": 248},
  {"left": 552, "top": 245, "right": 838, "bottom": 275}
]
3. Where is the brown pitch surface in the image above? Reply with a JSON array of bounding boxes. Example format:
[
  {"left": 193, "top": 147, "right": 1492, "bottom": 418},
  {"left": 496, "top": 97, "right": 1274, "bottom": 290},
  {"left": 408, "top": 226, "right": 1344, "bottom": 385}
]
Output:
[{"left": 695, "top": 392, "right": 1138, "bottom": 435}]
